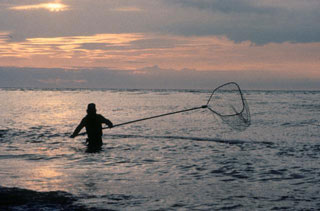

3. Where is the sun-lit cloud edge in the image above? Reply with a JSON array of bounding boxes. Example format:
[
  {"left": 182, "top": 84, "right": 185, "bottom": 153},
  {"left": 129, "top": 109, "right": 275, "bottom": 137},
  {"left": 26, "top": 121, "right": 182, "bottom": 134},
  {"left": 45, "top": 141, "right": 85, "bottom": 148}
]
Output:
[
  {"left": 10, "top": 2, "right": 69, "bottom": 12},
  {"left": 111, "top": 7, "right": 143, "bottom": 12}
]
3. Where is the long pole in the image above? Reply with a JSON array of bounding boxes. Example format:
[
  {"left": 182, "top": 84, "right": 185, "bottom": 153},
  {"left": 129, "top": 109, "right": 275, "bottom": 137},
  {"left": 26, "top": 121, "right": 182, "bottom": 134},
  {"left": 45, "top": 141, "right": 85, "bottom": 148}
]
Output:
[{"left": 108, "top": 105, "right": 208, "bottom": 129}]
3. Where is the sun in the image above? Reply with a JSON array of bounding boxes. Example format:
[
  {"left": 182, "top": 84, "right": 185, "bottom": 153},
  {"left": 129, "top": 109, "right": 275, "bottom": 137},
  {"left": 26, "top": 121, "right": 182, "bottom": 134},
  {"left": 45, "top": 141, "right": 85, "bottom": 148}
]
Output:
[{"left": 45, "top": 3, "right": 68, "bottom": 12}]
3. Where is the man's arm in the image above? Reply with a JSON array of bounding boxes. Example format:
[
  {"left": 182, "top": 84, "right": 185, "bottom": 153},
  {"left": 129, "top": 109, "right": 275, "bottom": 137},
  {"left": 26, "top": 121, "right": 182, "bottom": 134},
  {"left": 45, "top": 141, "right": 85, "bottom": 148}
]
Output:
[
  {"left": 100, "top": 115, "right": 113, "bottom": 128},
  {"left": 70, "top": 118, "right": 86, "bottom": 138}
]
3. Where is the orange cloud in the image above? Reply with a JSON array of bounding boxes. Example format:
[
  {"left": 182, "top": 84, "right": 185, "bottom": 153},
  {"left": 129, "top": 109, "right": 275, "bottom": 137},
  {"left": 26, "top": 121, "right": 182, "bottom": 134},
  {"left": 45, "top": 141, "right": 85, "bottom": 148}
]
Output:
[{"left": 0, "top": 33, "right": 319, "bottom": 79}]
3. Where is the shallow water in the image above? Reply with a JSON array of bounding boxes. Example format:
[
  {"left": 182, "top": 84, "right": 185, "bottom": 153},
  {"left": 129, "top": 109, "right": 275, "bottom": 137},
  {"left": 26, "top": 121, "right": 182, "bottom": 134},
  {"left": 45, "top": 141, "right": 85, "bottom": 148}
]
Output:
[{"left": 0, "top": 88, "right": 319, "bottom": 210}]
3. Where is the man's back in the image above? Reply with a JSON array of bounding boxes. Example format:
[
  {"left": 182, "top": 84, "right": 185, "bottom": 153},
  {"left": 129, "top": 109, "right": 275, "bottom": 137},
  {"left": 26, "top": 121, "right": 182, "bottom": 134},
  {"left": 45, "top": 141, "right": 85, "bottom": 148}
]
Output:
[
  {"left": 70, "top": 103, "right": 113, "bottom": 151},
  {"left": 83, "top": 114, "right": 104, "bottom": 140}
]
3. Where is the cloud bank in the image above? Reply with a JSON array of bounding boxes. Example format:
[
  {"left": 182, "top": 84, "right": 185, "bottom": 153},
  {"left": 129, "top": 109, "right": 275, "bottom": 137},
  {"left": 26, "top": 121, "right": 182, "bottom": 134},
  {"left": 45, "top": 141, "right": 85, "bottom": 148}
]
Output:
[{"left": 1, "top": 66, "right": 319, "bottom": 90}]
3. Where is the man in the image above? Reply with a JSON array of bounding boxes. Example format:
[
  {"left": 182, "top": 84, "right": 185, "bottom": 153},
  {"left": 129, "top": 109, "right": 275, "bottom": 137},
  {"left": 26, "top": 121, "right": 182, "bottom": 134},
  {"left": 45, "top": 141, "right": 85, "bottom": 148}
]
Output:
[{"left": 70, "top": 103, "right": 113, "bottom": 151}]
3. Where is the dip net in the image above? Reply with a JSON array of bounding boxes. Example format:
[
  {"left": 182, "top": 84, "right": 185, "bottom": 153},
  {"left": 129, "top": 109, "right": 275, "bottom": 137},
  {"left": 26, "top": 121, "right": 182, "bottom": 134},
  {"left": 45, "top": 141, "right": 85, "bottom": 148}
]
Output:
[{"left": 206, "top": 82, "right": 251, "bottom": 131}]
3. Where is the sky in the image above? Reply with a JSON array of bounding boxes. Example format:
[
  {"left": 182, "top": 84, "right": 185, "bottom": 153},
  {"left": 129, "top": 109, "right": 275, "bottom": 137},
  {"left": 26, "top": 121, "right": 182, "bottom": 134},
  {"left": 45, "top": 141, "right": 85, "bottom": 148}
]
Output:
[{"left": 0, "top": 0, "right": 320, "bottom": 89}]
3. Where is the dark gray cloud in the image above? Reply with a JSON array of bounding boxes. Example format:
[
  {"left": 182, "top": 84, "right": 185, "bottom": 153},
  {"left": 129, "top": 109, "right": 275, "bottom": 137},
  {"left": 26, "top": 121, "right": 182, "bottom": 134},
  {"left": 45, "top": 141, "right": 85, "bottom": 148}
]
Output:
[
  {"left": 1, "top": 66, "right": 319, "bottom": 90},
  {"left": 167, "top": 0, "right": 320, "bottom": 43},
  {"left": 170, "top": 0, "right": 276, "bottom": 14}
]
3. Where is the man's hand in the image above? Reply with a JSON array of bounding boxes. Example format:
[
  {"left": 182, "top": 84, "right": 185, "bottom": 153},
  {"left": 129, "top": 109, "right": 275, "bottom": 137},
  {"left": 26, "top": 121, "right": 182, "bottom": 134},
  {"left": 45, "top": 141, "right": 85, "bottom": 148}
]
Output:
[{"left": 109, "top": 123, "right": 113, "bottom": 128}]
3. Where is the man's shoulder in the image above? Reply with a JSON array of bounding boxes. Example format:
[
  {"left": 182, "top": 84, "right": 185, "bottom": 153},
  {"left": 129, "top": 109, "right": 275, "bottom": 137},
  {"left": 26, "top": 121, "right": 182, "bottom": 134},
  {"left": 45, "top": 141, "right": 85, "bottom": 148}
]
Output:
[
  {"left": 83, "top": 114, "right": 104, "bottom": 119},
  {"left": 81, "top": 115, "right": 89, "bottom": 122},
  {"left": 97, "top": 114, "right": 106, "bottom": 119}
]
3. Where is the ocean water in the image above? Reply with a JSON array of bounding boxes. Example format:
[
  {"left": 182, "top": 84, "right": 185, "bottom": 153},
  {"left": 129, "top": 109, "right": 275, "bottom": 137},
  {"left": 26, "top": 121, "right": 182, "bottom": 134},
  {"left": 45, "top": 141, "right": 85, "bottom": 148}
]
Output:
[{"left": 0, "top": 88, "right": 319, "bottom": 210}]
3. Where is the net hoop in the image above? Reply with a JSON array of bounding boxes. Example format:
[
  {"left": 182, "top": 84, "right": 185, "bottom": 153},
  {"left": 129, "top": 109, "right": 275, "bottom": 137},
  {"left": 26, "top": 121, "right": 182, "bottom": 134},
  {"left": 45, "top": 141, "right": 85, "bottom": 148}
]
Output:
[{"left": 205, "top": 82, "right": 251, "bottom": 129}]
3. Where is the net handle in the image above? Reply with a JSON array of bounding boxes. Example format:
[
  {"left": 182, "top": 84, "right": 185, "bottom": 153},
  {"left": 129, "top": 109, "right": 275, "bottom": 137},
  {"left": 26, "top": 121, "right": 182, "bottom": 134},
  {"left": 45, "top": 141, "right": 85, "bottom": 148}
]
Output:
[{"left": 110, "top": 105, "right": 207, "bottom": 129}]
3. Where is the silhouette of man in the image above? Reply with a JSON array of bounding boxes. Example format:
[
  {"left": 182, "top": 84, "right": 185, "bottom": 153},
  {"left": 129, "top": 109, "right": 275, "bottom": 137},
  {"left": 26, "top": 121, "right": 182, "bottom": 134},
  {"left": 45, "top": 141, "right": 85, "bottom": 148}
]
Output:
[{"left": 70, "top": 103, "right": 113, "bottom": 151}]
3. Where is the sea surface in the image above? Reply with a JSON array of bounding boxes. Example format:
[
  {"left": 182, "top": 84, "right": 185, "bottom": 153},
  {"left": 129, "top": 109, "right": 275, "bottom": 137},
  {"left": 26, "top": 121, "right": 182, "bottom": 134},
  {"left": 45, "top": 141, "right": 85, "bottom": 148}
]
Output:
[{"left": 0, "top": 87, "right": 319, "bottom": 210}]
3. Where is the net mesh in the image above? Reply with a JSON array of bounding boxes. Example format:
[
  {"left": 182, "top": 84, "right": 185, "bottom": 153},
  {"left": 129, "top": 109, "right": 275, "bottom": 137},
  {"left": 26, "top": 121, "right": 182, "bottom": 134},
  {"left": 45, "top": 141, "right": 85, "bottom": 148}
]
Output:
[{"left": 206, "top": 82, "right": 251, "bottom": 131}]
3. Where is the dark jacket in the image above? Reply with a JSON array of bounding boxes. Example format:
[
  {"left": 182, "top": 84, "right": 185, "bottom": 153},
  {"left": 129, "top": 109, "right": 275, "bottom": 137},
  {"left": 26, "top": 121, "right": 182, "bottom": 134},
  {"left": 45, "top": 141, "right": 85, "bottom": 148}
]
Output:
[{"left": 71, "top": 113, "right": 113, "bottom": 146}]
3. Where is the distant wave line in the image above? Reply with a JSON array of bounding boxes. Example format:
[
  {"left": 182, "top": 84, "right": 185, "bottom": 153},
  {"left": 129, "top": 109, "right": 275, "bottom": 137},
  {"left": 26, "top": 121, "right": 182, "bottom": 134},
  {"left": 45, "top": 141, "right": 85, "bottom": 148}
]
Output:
[{"left": 103, "top": 133, "right": 274, "bottom": 146}]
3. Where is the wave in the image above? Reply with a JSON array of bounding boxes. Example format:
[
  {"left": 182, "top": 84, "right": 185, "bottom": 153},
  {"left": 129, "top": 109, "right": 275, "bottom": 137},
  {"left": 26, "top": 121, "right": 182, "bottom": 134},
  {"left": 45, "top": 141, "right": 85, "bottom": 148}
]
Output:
[
  {"left": 0, "top": 129, "right": 9, "bottom": 139},
  {"left": 2, "top": 127, "right": 274, "bottom": 146},
  {"left": 0, "top": 127, "right": 70, "bottom": 142},
  {"left": 104, "top": 133, "right": 274, "bottom": 146}
]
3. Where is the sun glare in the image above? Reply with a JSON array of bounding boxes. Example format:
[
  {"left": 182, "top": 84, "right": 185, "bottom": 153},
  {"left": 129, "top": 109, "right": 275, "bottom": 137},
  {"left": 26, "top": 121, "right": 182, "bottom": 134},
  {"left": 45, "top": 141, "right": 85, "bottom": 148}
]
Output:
[
  {"left": 45, "top": 3, "right": 67, "bottom": 12},
  {"left": 10, "top": 2, "right": 69, "bottom": 12}
]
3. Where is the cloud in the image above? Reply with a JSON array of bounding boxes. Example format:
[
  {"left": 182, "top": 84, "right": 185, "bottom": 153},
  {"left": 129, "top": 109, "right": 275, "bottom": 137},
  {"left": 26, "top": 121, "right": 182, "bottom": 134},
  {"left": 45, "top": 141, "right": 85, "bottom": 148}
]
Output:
[
  {"left": 1, "top": 33, "right": 319, "bottom": 78},
  {"left": 166, "top": 0, "right": 320, "bottom": 43},
  {"left": 1, "top": 66, "right": 319, "bottom": 90},
  {"left": 170, "top": 0, "right": 270, "bottom": 14},
  {"left": 1, "top": 0, "right": 319, "bottom": 44},
  {"left": 38, "top": 78, "right": 86, "bottom": 85},
  {"left": 9, "top": 2, "right": 69, "bottom": 12},
  {"left": 111, "top": 7, "right": 143, "bottom": 12}
]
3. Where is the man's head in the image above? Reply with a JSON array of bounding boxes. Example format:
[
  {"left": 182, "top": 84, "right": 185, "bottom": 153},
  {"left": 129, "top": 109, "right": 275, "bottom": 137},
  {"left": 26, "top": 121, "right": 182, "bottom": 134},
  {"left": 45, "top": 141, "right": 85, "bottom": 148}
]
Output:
[{"left": 87, "top": 103, "right": 97, "bottom": 115}]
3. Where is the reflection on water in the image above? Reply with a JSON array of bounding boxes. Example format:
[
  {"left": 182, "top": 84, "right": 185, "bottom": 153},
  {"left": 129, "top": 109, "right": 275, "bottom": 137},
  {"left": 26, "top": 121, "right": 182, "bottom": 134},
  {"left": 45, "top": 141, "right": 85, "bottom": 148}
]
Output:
[
  {"left": 32, "top": 165, "right": 62, "bottom": 179},
  {"left": 27, "top": 165, "right": 64, "bottom": 191}
]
